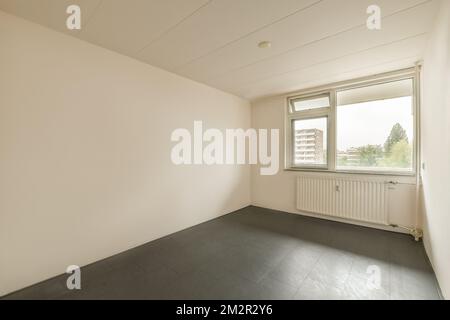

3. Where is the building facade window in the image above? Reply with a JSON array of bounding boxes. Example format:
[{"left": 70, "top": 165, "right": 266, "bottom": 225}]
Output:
[{"left": 285, "top": 68, "right": 418, "bottom": 175}]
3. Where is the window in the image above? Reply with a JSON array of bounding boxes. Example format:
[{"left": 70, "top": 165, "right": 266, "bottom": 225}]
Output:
[
  {"left": 336, "top": 79, "right": 414, "bottom": 173},
  {"left": 287, "top": 93, "right": 331, "bottom": 169},
  {"left": 293, "top": 117, "right": 327, "bottom": 167},
  {"left": 290, "top": 94, "right": 330, "bottom": 112},
  {"left": 286, "top": 69, "right": 417, "bottom": 175}
]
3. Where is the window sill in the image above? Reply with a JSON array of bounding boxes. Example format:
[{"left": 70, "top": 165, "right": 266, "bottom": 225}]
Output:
[{"left": 284, "top": 167, "right": 416, "bottom": 177}]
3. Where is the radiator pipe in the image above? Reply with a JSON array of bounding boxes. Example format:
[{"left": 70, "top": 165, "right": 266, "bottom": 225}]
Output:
[{"left": 389, "top": 223, "right": 423, "bottom": 242}]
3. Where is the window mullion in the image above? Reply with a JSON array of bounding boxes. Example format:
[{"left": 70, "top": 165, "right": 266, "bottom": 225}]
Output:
[{"left": 329, "top": 89, "right": 337, "bottom": 171}]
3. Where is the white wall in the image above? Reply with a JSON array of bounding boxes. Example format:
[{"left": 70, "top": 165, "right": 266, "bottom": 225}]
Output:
[
  {"left": 420, "top": 0, "right": 450, "bottom": 299},
  {"left": 251, "top": 96, "right": 293, "bottom": 213},
  {"left": 0, "top": 11, "right": 251, "bottom": 296}
]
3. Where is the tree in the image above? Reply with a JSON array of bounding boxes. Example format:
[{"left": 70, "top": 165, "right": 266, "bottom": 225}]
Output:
[
  {"left": 383, "top": 140, "right": 412, "bottom": 168},
  {"left": 337, "top": 155, "right": 348, "bottom": 166},
  {"left": 384, "top": 123, "right": 408, "bottom": 154},
  {"left": 357, "top": 145, "right": 383, "bottom": 166}
]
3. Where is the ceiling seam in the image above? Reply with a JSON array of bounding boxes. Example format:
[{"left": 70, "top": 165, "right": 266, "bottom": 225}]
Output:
[
  {"left": 79, "top": 0, "right": 104, "bottom": 35},
  {"left": 135, "top": 0, "right": 213, "bottom": 55},
  {"left": 170, "top": 0, "right": 324, "bottom": 70},
  {"left": 199, "top": 0, "right": 433, "bottom": 83},
  {"left": 232, "top": 32, "right": 428, "bottom": 91}
]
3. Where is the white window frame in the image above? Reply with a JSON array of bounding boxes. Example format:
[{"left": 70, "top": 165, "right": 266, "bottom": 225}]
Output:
[
  {"left": 286, "top": 92, "right": 334, "bottom": 170},
  {"left": 285, "top": 68, "right": 419, "bottom": 176}
]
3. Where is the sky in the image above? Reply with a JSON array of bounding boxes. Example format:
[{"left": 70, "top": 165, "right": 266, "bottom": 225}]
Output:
[
  {"left": 294, "top": 96, "right": 414, "bottom": 152},
  {"left": 337, "top": 96, "right": 414, "bottom": 151}
]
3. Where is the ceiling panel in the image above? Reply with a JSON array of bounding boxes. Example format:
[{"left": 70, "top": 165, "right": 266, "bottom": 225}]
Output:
[
  {"left": 176, "top": 0, "right": 429, "bottom": 82},
  {"left": 207, "top": 0, "right": 438, "bottom": 93},
  {"left": 137, "top": 0, "right": 320, "bottom": 70},
  {"left": 239, "top": 34, "right": 428, "bottom": 99},
  {"left": 0, "top": 0, "right": 440, "bottom": 101},
  {"left": 81, "top": 0, "right": 210, "bottom": 55}
]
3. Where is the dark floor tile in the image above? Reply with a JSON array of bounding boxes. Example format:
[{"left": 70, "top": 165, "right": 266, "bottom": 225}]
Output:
[
  {"left": 216, "top": 255, "right": 274, "bottom": 284},
  {"left": 256, "top": 277, "right": 298, "bottom": 300},
  {"left": 294, "top": 278, "right": 351, "bottom": 300},
  {"left": 342, "top": 272, "right": 390, "bottom": 300},
  {"left": 390, "top": 263, "right": 440, "bottom": 300},
  {"left": 2, "top": 275, "right": 67, "bottom": 300},
  {"left": 204, "top": 272, "right": 264, "bottom": 300},
  {"left": 348, "top": 255, "right": 391, "bottom": 291},
  {"left": 263, "top": 262, "right": 310, "bottom": 288},
  {"left": 3, "top": 206, "right": 441, "bottom": 300},
  {"left": 307, "top": 250, "right": 354, "bottom": 287},
  {"left": 282, "top": 242, "right": 325, "bottom": 270},
  {"left": 159, "top": 269, "right": 225, "bottom": 300}
]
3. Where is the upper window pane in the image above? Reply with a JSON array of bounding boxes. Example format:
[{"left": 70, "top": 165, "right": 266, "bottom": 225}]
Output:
[
  {"left": 336, "top": 79, "right": 414, "bottom": 173},
  {"left": 290, "top": 95, "right": 330, "bottom": 112},
  {"left": 293, "top": 117, "right": 327, "bottom": 166}
]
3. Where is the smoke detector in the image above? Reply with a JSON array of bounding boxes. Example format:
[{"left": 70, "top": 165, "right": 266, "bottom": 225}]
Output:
[{"left": 258, "top": 41, "right": 272, "bottom": 49}]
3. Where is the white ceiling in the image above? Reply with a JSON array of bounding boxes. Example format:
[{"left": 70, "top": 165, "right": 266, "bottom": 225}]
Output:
[{"left": 0, "top": 0, "right": 440, "bottom": 100}]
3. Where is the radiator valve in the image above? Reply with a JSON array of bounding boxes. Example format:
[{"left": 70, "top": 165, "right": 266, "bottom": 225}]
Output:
[{"left": 411, "top": 228, "right": 423, "bottom": 242}]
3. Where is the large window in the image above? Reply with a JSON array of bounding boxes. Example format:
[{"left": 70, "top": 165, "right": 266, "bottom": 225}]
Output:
[{"left": 286, "top": 70, "right": 417, "bottom": 175}]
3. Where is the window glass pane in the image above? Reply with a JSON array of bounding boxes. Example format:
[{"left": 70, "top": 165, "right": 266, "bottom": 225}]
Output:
[
  {"left": 293, "top": 117, "right": 327, "bottom": 166},
  {"left": 336, "top": 79, "right": 414, "bottom": 172},
  {"left": 291, "top": 95, "right": 330, "bottom": 112}
]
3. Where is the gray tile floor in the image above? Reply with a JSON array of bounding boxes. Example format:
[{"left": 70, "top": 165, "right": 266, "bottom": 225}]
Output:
[{"left": 3, "top": 206, "right": 441, "bottom": 300}]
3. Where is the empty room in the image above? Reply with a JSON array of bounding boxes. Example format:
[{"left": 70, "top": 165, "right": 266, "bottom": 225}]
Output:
[{"left": 1, "top": 0, "right": 449, "bottom": 306}]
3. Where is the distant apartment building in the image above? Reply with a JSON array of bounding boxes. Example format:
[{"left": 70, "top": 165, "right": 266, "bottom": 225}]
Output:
[
  {"left": 294, "top": 129, "right": 324, "bottom": 164},
  {"left": 337, "top": 148, "right": 361, "bottom": 166}
]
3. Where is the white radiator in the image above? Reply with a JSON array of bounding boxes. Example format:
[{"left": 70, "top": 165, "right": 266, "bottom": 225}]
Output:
[{"left": 296, "top": 176, "right": 389, "bottom": 225}]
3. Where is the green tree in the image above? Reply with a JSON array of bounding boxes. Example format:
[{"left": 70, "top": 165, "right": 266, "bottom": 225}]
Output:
[
  {"left": 383, "top": 140, "right": 412, "bottom": 168},
  {"left": 357, "top": 145, "right": 383, "bottom": 166},
  {"left": 384, "top": 123, "right": 408, "bottom": 154},
  {"left": 337, "top": 155, "right": 348, "bottom": 166}
]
